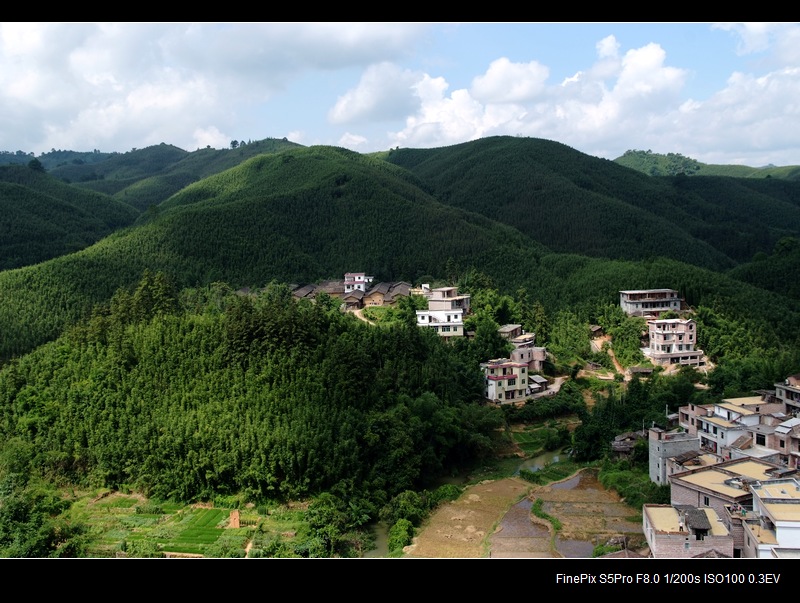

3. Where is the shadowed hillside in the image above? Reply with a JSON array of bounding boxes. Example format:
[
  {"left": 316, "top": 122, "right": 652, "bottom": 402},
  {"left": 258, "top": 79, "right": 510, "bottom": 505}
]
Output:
[{"left": 0, "top": 164, "right": 138, "bottom": 269}]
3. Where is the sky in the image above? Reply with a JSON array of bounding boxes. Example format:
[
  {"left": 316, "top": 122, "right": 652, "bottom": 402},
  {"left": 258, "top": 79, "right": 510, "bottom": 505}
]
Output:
[{"left": 2, "top": 22, "right": 800, "bottom": 166}]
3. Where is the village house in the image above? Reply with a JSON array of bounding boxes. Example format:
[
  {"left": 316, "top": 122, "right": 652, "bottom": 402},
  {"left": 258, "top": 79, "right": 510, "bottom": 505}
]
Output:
[
  {"left": 642, "top": 504, "right": 734, "bottom": 558},
  {"left": 343, "top": 272, "right": 374, "bottom": 293},
  {"left": 648, "top": 427, "right": 703, "bottom": 485},
  {"left": 292, "top": 274, "right": 411, "bottom": 311},
  {"left": 677, "top": 391, "right": 797, "bottom": 467},
  {"left": 645, "top": 317, "right": 705, "bottom": 367},
  {"left": 775, "top": 373, "right": 800, "bottom": 417},
  {"left": 416, "top": 286, "right": 471, "bottom": 339},
  {"left": 481, "top": 331, "right": 548, "bottom": 403},
  {"left": 667, "top": 457, "right": 794, "bottom": 557},
  {"left": 741, "top": 478, "right": 800, "bottom": 558},
  {"left": 619, "top": 288, "right": 683, "bottom": 317}
]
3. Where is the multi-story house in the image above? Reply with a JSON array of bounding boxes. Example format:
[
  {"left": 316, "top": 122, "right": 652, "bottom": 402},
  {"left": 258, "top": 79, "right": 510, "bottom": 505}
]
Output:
[
  {"left": 481, "top": 333, "right": 548, "bottom": 403},
  {"left": 741, "top": 478, "right": 800, "bottom": 558},
  {"left": 619, "top": 288, "right": 682, "bottom": 317},
  {"left": 649, "top": 427, "right": 702, "bottom": 485},
  {"left": 481, "top": 356, "right": 530, "bottom": 403},
  {"left": 416, "top": 286, "right": 471, "bottom": 339},
  {"left": 679, "top": 394, "right": 786, "bottom": 458},
  {"left": 425, "top": 286, "right": 471, "bottom": 314},
  {"left": 642, "top": 504, "right": 733, "bottom": 558},
  {"left": 775, "top": 373, "right": 800, "bottom": 417},
  {"left": 646, "top": 318, "right": 704, "bottom": 367},
  {"left": 343, "top": 272, "right": 374, "bottom": 293}
]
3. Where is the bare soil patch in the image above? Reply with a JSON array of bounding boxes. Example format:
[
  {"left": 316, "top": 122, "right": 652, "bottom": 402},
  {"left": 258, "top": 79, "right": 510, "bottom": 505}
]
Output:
[{"left": 406, "top": 469, "right": 646, "bottom": 558}]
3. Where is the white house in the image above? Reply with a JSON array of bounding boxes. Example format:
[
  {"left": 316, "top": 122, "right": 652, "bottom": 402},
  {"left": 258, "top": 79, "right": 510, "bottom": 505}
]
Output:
[
  {"left": 344, "top": 272, "right": 374, "bottom": 293},
  {"left": 620, "top": 289, "right": 682, "bottom": 317},
  {"left": 741, "top": 478, "right": 800, "bottom": 558}
]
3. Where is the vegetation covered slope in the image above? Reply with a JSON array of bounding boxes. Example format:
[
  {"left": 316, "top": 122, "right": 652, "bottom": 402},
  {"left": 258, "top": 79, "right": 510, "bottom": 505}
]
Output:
[
  {"left": 0, "top": 164, "right": 139, "bottom": 270},
  {"left": 50, "top": 138, "right": 303, "bottom": 211},
  {"left": 0, "top": 145, "right": 547, "bottom": 360},
  {"left": 386, "top": 136, "right": 800, "bottom": 268},
  {"left": 0, "top": 279, "right": 501, "bottom": 504},
  {"left": 615, "top": 149, "right": 800, "bottom": 180}
]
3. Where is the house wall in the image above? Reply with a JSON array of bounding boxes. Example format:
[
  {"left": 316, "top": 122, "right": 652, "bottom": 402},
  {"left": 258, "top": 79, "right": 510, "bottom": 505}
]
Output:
[
  {"left": 669, "top": 482, "right": 738, "bottom": 522},
  {"left": 649, "top": 428, "right": 700, "bottom": 484},
  {"left": 620, "top": 289, "right": 681, "bottom": 317},
  {"left": 643, "top": 508, "right": 733, "bottom": 558}
]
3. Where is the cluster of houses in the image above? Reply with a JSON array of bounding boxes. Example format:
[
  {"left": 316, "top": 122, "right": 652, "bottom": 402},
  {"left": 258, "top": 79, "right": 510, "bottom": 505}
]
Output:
[
  {"left": 290, "top": 273, "right": 552, "bottom": 404},
  {"left": 614, "top": 288, "right": 800, "bottom": 558},
  {"left": 635, "top": 374, "right": 800, "bottom": 558},
  {"left": 285, "top": 279, "right": 798, "bottom": 557}
]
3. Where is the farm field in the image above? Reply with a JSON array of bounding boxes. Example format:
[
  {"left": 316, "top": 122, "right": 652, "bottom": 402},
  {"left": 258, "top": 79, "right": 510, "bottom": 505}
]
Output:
[{"left": 69, "top": 490, "right": 304, "bottom": 558}]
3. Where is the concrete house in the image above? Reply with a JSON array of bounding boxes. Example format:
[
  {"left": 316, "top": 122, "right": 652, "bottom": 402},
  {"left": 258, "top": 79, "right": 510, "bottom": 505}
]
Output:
[
  {"left": 619, "top": 289, "right": 682, "bottom": 317},
  {"left": 645, "top": 318, "right": 704, "bottom": 367},
  {"left": 643, "top": 504, "right": 734, "bottom": 558},
  {"left": 679, "top": 393, "right": 787, "bottom": 460},
  {"left": 649, "top": 427, "right": 703, "bottom": 485},
  {"left": 344, "top": 272, "right": 374, "bottom": 293},
  {"left": 416, "top": 286, "right": 471, "bottom": 339},
  {"left": 741, "top": 478, "right": 800, "bottom": 558},
  {"left": 775, "top": 373, "right": 800, "bottom": 417},
  {"left": 668, "top": 457, "right": 791, "bottom": 557}
]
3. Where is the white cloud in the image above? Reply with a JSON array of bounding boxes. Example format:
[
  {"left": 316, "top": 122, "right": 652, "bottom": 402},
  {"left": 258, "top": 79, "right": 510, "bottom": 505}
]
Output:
[
  {"left": 0, "top": 22, "right": 428, "bottom": 153},
  {"left": 596, "top": 35, "right": 620, "bottom": 59},
  {"left": 470, "top": 57, "right": 549, "bottom": 103},
  {"left": 338, "top": 132, "right": 368, "bottom": 148},
  {"left": 388, "top": 39, "right": 688, "bottom": 156},
  {"left": 328, "top": 63, "right": 421, "bottom": 124},
  {"left": 192, "top": 126, "right": 229, "bottom": 150}
]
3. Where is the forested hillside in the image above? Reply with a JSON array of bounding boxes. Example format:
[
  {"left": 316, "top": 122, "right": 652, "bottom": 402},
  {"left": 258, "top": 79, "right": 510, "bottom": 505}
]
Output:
[
  {"left": 2, "top": 135, "right": 800, "bottom": 557},
  {"left": 50, "top": 138, "right": 302, "bottom": 211},
  {"left": 0, "top": 278, "right": 500, "bottom": 502},
  {"left": 0, "top": 145, "right": 546, "bottom": 360},
  {"left": 0, "top": 164, "right": 138, "bottom": 270},
  {"left": 615, "top": 149, "right": 800, "bottom": 180},
  {"left": 386, "top": 136, "right": 800, "bottom": 268}
]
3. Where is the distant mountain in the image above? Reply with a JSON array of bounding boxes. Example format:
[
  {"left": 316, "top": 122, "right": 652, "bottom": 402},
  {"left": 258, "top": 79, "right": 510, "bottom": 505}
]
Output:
[
  {"left": 0, "top": 164, "right": 138, "bottom": 270},
  {"left": 49, "top": 138, "right": 303, "bottom": 211},
  {"left": 615, "top": 149, "right": 800, "bottom": 180}
]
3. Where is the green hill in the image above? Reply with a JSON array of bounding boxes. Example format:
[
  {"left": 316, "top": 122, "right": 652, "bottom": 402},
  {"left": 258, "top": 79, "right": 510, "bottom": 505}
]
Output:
[
  {"left": 0, "top": 164, "right": 138, "bottom": 270},
  {"left": 0, "top": 145, "right": 549, "bottom": 359},
  {"left": 387, "top": 136, "right": 800, "bottom": 267},
  {"left": 615, "top": 149, "right": 800, "bottom": 180},
  {"left": 51, "top": 138, "right": 303, "bottom": 211}
]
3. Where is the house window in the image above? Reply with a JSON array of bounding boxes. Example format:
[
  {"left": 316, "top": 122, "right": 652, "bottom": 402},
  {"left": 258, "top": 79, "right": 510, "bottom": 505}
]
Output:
[
  {"left": 521, "top": 368, "right": 526, "bottom": 373},
  {"left": 780, "top": 440, "right": 785, "bottom": 448},
  {"left": 442, "top": 326, "right": 450, "bottom": 332},
  {"left": 703, "top": 496, "right": 710, "bottom": 506},
  {"left": 508, "top": 379, "right": 516, "bottom": 386},
  {"left": 756, "top": 434, "right": 766, "bottom": 446}
]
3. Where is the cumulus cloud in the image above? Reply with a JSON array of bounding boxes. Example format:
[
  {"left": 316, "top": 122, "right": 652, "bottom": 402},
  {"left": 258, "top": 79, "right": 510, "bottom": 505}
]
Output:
[
  {"left": 328, "top": 63, "right": 421, "bottom": 124},
  {"left": 0, "top": 22, "right": 427, "bottom": 152},
  {"left": 470, "top": 57, "right": 549, "bottom": 103},
  {"left": 389, "top": 38, "right": 687, "bottom": 154}
]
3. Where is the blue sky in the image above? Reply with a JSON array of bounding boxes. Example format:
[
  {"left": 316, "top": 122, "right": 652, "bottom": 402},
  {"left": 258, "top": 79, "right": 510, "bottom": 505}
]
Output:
[{"left": 2, "top": 23, "right": 799, "bottom": 166}]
